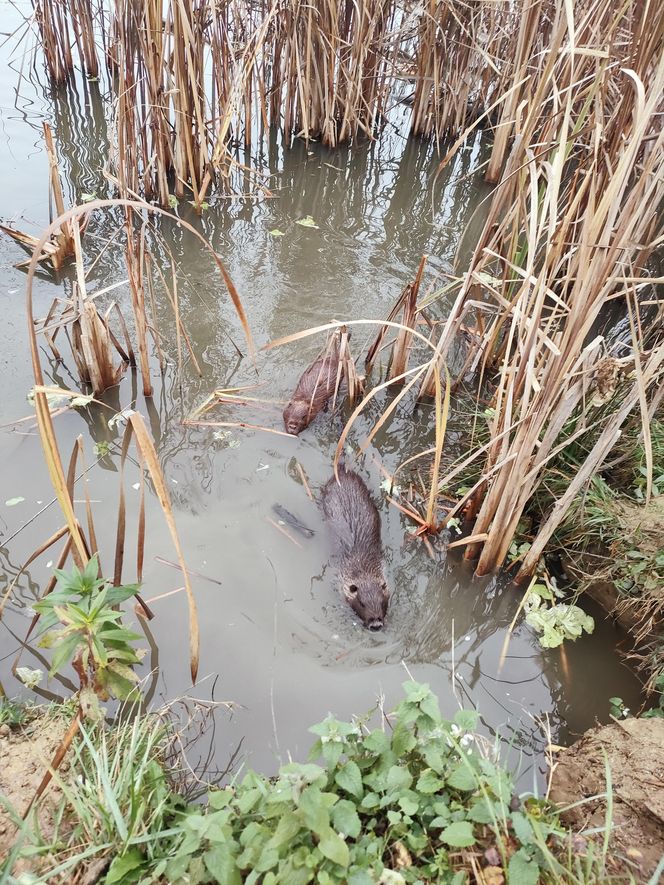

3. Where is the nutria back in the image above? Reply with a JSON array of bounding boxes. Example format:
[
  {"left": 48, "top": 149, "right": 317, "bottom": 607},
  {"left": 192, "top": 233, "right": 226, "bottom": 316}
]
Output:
[
  {"left": 283, "top": 352, "right": 340, "bottom": 435},
  {"left": 321, "top": 464, "right": 389, "bottom": 630}
]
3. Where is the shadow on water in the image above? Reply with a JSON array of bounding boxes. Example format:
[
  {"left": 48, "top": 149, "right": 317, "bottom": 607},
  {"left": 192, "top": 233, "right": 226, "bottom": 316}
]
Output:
[{"left": 0, "top": 5, "right": 643, "bottom": 791}]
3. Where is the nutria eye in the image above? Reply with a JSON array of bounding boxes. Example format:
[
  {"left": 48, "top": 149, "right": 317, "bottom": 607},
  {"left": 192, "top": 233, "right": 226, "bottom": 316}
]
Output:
[{"left": 348, "top": 584, "right": 358, "bottom": 595}]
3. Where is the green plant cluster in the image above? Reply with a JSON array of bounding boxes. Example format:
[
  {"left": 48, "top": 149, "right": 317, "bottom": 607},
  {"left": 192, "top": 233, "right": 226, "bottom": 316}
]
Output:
[
  {"left": 107, "top": 682, "right": 569, "bottom": 885},
  {"left": 33, "top": 555, "right": 144, "bottom": 706}
]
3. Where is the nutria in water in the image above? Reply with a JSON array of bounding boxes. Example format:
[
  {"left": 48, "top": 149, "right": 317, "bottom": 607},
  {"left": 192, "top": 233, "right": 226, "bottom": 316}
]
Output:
[
  {"left": 321, "top": 464, "right": 389, "bottom": 630},
  {"left": 283, "top": 349, "right": 340, "bottom": 436}
]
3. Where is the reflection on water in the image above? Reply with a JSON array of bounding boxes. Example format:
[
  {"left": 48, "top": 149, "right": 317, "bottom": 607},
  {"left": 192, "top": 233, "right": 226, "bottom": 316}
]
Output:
[{"left": 0, "top": 1, "right": 643, "bottom": 791}]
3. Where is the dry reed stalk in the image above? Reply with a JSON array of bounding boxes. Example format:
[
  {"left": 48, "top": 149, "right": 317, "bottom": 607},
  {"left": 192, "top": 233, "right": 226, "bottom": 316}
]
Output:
[
  {"left": 125, "top": 215, "right": 153, "bottom": 396},
  {"left": 33, "top": 0, "right": 99, "bottom": 82},
  {"left": 365, "top": 255, "right": 426, "bottom": 381},
  {"left": 337, "top": 325, "right": 363, "bottom": 407},
  {"left": 389, "top": 255, "right": 426, "bottom": 380},
  {"left": 71, "top": 284, "right": 127, "bottom": 393},
  {"left": 410, "top": 0, "right": 512, "bottom": 140},
  {"left": 268, "top": 0, "right": 398, "bottom": 145}
]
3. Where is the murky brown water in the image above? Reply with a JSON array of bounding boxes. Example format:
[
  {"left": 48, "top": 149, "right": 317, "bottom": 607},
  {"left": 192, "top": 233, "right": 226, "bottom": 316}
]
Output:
[{"left": 0, "top": 1, "right": 642, "bottom": 789}]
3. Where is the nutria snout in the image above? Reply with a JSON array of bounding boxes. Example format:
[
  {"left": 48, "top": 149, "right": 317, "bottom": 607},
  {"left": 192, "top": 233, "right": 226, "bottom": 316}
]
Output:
[{"left": 321, "top": 464, "right": 389, "bottom": 630}]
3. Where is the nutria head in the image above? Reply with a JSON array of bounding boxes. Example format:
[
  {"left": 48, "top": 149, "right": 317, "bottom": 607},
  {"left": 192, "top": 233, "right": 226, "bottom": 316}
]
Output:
[
  {"left": 283, "top": 399, "right": 311, "bottom": 435},
  {"left": 342, "top": 573, "right": 389, "bottom": 631}
]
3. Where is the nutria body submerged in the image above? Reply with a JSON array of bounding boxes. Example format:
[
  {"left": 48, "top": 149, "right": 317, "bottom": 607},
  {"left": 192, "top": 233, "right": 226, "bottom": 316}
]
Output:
[
  {"left": 321, "top": 464, "right": 389, "bottom": 630},
  {"left": 283, "top": 351, "right": 340, "bottom": 435}
]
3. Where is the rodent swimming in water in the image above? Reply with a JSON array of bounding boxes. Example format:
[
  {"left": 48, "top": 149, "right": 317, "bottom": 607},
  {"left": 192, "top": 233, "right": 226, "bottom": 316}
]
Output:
[
  {"left": 321, "top": 464, "right": 389, "bottom": 631},
  {"left": 283, "top": 331, "right": 351, "bottom": 435}
]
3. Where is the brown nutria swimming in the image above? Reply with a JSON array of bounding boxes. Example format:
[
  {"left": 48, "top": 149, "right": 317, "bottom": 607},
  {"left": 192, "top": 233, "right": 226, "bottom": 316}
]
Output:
[
  {"left": 283, "top": 352, "right": 340, "bottom": 435},
  {"left": 321, "top": 464, "right": 389, "bottom": 631}
]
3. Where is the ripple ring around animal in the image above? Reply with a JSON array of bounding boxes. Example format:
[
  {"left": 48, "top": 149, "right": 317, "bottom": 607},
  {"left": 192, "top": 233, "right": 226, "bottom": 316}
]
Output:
[{"left": 320, "top": 463, "right": 389, "bottom": 631}]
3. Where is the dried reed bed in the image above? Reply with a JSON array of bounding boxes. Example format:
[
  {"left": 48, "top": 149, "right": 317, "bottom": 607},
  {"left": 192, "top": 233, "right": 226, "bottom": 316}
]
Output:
[
  {"left": 0, "top": 123, "right": 86, "bottom": 271},
  {"left": 33, "top": 0, "right": 98, "bottom": 83},
  {"left": 0, "top": 197, "right": 255, "bottom": 692},
  {"left": 412, "top": 0, "right": 664, "bottom": 575},
  {"left": 29, "top": 0, "right": 563, "bottom": 203}
]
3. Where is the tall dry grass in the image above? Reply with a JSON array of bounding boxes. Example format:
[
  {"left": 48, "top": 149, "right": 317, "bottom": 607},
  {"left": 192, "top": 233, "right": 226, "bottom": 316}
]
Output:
[
  {"left": 411, "top": 0, "right": 664, "bottom": 575},
  {"left": 29, "top": 0, "right": 565, "bottom": 204},
  {"left": 33, "top": 0, "right": 98, "bottom": 83}
]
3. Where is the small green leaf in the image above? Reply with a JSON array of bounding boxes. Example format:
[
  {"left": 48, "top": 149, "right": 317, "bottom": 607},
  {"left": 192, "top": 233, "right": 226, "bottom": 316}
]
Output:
[
  {"left": 47, "top": 633, "right": 82, "bottom": 675},
  {"left": 318, "top": 827, "right": 349, "bottom": 867},
  {"left": 398, "top": 793, "right": 419, "bottom": 816},
  {"left": 269, "top": 228, "right": 285, "bottom": 237},
  {"left": 335, "top": 760, "right": 364, "bottom": 800},
  {"left": 296, "top": 215, "right": 319, "bottom": 229},
  {"left": 268, "top": 811, "right": 302, "bottom": 848},
  {"left": 105, "top": 847, "right": 145, "bottom": 884},
  {"left": 446, "top": 762, "right": 476, "bottom": 792},
  {"left": 386, "top": 765, "right": 412, "bottom": 793},
  {"left": 511, "top": 810, "right": 534, "bottom": 846},
  {"left": 453, "top": 709, "right": 479, "bottom": 732},
  {"left": 508, "top": 848, "right": 540, "bottom": 885},
  {"left": 416, "top": 769, "right": 444, "bottom": 794},
  {"left": 208, "top": 788, "right": 233, "bottom": 809},
  {"left": 298, "top": 786, "right": 329, "bottom": 835},
  {"left": 204, "top": 844, "right": 242, "bottom": 885},
  {"left": 5, "top": 497, "right": 25, "bottom": 507},
  {"left": 332, "top": 799, "right": 361, "bottom": 838},
  {"left": 363, "top": 729, "right": 390, "bottom": 754},
  {"left": 168, "top": 194, "right": 179, "bottom": 208},
  {"left": 439, "top": 820, "right": 476, "bottom": 848},
  {"left": 80, "top": 192, "right": 97, "bottom": 203}
]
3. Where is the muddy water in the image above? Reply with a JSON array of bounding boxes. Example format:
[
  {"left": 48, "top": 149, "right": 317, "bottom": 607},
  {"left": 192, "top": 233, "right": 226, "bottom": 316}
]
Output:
[{"left": 0, "top": 2, "right": 642, "bottom": 789}]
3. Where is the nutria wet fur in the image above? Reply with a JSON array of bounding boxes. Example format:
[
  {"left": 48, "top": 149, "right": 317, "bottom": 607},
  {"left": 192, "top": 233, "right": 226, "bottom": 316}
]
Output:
[
  {"left": 321, "top": 464, "right": 389, "bottom": 630},
  {"left": 283, "top": 349, "right": 340, "bottom": 435}
]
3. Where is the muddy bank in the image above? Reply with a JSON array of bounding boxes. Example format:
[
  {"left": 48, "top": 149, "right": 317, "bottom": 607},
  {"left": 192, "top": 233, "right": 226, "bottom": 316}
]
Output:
[
  {"left": 0, "top": 709, "right": 70, "bottom": 873},
  {"left": 550, "top": 716, "right": 664, "bottom": 882}
]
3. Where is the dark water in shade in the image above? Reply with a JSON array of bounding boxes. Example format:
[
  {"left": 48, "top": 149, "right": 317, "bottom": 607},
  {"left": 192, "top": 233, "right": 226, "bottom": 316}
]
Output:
[{"left": 0, "top": 0, "right": 642, "bottom": 790}]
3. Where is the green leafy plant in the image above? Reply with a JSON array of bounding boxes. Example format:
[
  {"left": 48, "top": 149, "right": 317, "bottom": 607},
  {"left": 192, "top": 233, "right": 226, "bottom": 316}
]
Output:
[
  {"left": 33, "top": 555, "right": 144, "bottom": 704},
  {"left": 614, "top": 548, "right": 664, "bottom": 596},
  {"left": 6, "top": 684, "right": 626, "bottom": 884},
  {"left": 141, "top": 681, "right": 574, "bottom": 885},
  {"left": 0, "top": 697, "right": 31, "bottom": 728},
  {"left": 641, "top": 672, "right": 664, "bottom": 720},
  {"left": 526, "top": 601, "right": 595, "bottom": 649},
  {"left": 608, "top": 697, "right": 630, "bottom": 719}
]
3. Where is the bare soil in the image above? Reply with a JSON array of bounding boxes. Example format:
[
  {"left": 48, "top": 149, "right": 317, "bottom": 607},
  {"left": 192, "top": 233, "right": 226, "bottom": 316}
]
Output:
[
  {"left": 550, "top": 716, "right": 664, "bottom": 882},
  {"left": 0, "top": 709, "right": 69, "bottom": 873}
]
